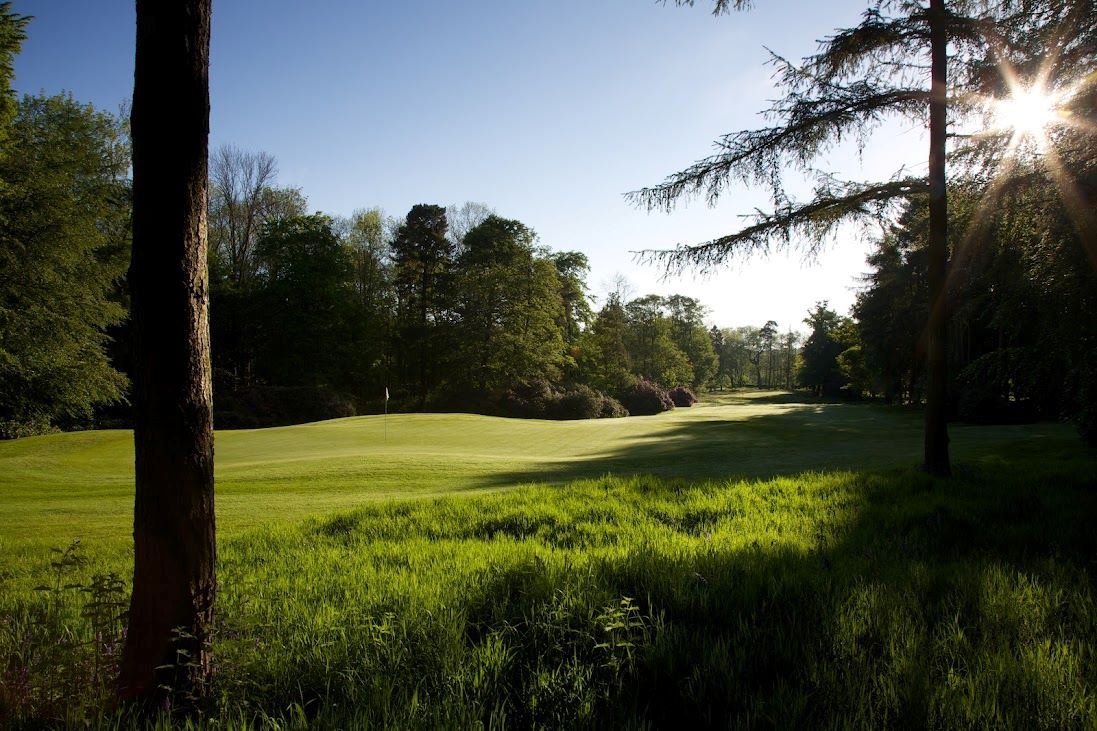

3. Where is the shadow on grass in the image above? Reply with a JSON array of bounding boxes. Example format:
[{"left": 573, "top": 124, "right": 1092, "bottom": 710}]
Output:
[
  {"left": 471, "top": 392, "right": 1091, "bottom": 491},
  {"left": 209, "top": 397, "right": 1097, "bottom": 726},
  {"left": 227, "top": 459, "right": 1097, "bottom": 728}
]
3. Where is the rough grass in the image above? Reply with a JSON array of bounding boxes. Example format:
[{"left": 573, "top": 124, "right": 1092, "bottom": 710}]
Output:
[{"left": 1, "top": 391, "right": 1095, "bottom": 727}]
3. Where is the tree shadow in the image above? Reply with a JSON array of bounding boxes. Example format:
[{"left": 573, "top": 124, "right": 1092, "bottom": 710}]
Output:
[
  {"left": 471, "top": 396, "right": 1082, "bottom": 491},
  {"left": 287, "top": 447, "right": 1097, "bottom": 728}
]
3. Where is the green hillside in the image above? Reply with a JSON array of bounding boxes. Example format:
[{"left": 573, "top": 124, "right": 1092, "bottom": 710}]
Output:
[{"left": 0, "top": 392, "right": 1083, "bottom": 548}]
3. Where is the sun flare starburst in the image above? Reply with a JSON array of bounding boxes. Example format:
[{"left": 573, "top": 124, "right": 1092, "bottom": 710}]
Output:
[
  {"left": 984, "top": 69, "right": 1083, "bottom": 157},
  {"left": 991, "top": 85, "right": 1063, "bottom": 140}
]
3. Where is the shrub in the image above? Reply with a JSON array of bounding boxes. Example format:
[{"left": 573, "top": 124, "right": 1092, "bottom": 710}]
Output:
[
  {"left": 497, "top": 381, "right": 627, "bottom": 420},
  {"left": 667, "top": 386, "right": 698, "bottom": 407},
  {"left": 497, "top": 379, "right": 558, "bottom": 419},
  {"left": 0, "top": 414, "right": 56, "bottom": 440},
  {"left": 599, "top": 395, "right": 629, "bottom": 419},
  {"left": 617, "top": 379, "right": 674, "bottom": 416},
  {"left": 551, "top": 384, "right": 605, "bottom": 420}
]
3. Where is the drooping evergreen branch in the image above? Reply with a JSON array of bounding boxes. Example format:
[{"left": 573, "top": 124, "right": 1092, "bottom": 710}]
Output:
[
  {"left": 627, "top": 84, "right": 928, "bottom": 211},
  {"left": 637, "top": 176, "right": 927, "bottom": 273}
]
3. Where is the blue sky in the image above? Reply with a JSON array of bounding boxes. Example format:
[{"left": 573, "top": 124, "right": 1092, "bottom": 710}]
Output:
[{"left": 14, "top": 0, "right": 927, "bottom": 331}]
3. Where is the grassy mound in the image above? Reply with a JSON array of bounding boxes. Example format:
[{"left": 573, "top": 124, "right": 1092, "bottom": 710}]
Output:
[{"left": 1, "top": 392, "right": 1094, "bottom": 726}]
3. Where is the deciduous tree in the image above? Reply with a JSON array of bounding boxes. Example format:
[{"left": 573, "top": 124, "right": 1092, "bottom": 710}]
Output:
[
  {"left": 0, "top": 94, "right": 130, "bottom": 437},
  {"left": 392, "top": 204, "right": 454, "bottom": 405}
]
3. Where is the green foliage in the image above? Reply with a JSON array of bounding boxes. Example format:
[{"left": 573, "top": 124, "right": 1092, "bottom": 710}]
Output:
[
  {"left": 451, "top": 216, "right": 567, "bottom": 395},
  {"left": 393, "top": 204, "right": 455, "bottom": 404},
  {"left": 252, "top": 214, "right": 356, "bottom": 392},
  {"left": 0, "top": 3, "right": 27, "bottom": 154},
  {"left": 550, "top": 250, "right": 593, "bottom": 347},
  {"left": 623, "top": 295, "right": 693, "bottom": 388},
  {"left": 576, "top": 294, "right": 633, "bottom": 393},
  {"left": 2, "top": 541, "right": 127, "bottom": 725},
  {"left": 854, "top": 175, "right": 1097, "bottom": 431},
  {"left": 665, "top": 295, "right": 719, "bottom": 389},
  {"left": 798, "top": 302, "right": 858, "bottom": 398},
  {"left": 0, "top": 94, "right": 130, "bottom": 436}
]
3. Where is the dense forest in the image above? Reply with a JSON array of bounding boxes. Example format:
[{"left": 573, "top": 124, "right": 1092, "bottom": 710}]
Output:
[{"left": 1, "top": 93, "right": 1094, "bottom": 441}]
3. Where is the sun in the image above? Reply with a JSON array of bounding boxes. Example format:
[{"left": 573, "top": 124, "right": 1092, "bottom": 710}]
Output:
[
  {"left": 986, "top": 79, "right": 1076, "bottom": 155},
  {"left": 992, "top": 85, "right": 1062, "bottom": 139}
]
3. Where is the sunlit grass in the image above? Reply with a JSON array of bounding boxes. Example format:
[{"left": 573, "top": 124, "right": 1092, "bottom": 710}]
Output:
[
  {"left": 0, "top": 390, "right": 1085, "bottom": 547},
  {"left": 1, "top": 392, "right": 1095, "bottom": 727},
  {"left": 3, "top": 465, "right": 1096, "bottom": 727}
]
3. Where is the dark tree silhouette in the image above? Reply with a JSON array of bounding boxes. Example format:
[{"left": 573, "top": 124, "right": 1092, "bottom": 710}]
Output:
[
  {"left": 117, "top": 0, "right": 216, "bottom": 707},
  {"left": 632, "top": 0, "right": 1085, "bottom": 476}
]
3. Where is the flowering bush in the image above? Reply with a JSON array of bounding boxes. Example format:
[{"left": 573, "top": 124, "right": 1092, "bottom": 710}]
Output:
[
  {"left": 617, "top": 379, "right": 674, "bottom": 416},
  {"left": 668, "top": 386, "right": 698, "bottom": 407}
]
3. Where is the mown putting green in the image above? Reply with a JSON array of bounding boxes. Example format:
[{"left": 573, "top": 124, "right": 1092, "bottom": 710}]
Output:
[{"left": 0, "top": 391, "right": 1087, "bottom": 550}]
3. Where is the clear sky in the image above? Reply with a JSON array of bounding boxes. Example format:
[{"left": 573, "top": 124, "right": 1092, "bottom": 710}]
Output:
[{"left": 13, "top": 0, "right": 928, "bottom": 332}]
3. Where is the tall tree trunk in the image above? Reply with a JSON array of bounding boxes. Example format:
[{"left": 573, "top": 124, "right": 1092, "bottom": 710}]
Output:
[
  {"left": 118, "top": 0, "right": 216, "bottom": 707},
  {"left": 924, "top": 0, "right": 951, "bottom": 477}
]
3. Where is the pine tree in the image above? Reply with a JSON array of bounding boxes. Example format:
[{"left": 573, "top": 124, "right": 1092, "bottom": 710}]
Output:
[{"left": 633, "top": 0, "right": 1095, "bottom": 475}]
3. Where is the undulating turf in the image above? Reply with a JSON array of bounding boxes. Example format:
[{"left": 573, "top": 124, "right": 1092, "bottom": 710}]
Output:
[
  {"left": 0, "top": 391, "right": 1086, "bottom": 546},
  {"left": 1, "top": 392, "right": 1095, "bottom": 728}
]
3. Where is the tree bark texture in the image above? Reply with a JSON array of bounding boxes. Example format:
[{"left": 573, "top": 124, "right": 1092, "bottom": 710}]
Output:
[
  {"left": 924, "top": 0, "right": 952, "bottom": 477},
  {"left": 117, "top": 0, "right": 216, "bottom": 706}
]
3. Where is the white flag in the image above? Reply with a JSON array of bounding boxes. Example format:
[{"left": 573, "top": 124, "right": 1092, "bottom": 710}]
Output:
[{"left": 385, "top": 387, "right": 389, "bottom": 401}]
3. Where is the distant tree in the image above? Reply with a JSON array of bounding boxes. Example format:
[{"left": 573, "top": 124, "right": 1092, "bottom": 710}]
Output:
[
  {"left": 207, "top": 147, "right": 305, "bottom": 388},
  {"left": 551, "top": 250, "right": 593, "bottom": 347},
  {"left": 252, "top": 214, "right": 354, "bottom": 390},
  {"left": 343, "top": 207, "right": 394, "bottom": 398},
  {"left": 0, "top": 93, "right": 130, "bottom": 437},
  {"left": 118, "top": 0, "right": 215, "bottom": 707},
  {"left": 715, "top": 326, "right": 754, "bottom": 387},
  {"left": 624, "top": 295, "right": 693, "bottom": 387},
  {"left": 0, "top": 2, "right": 26, "bottom": 149},
  {"left": 452, "top": 215, "right": 566, "bottom": 395},
  {"left": 854, "top": 201, "right": 928, "bottom": 404},
  {"left": 446, "top": 200, "right": 494, "bottom": 248},
  {"left": 759, "top": 320, "right": 779, "bottom": 387},
  {"left": 744, "top": 327, "right": 765, "bottom": 386},
  {"left": 665, "top": 295, "right": 719, "bottom": 389},
  {"left": 780, "top": 329, "right": 801, "bottom": 390},
  {"left": 577, "top": 293, "right": 632, "bottom": 392},
  {"left": 208, "top": 145, "right": 275, "bottom": 287},
  {"left": 392, "top": 204, "right": 454, "bottom": 405},
  {"left": 799, "top": 302, "right": 857, "bottom": 397}
]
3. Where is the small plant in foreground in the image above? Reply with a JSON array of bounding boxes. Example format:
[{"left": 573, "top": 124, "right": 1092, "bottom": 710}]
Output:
[{"left": 1, "top": 542, "right": 128, "bottom": 727}]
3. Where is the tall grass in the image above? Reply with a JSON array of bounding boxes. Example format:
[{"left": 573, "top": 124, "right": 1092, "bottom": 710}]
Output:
[{"left": 3, "top": 462, "right": 1095, "bottom": 728}]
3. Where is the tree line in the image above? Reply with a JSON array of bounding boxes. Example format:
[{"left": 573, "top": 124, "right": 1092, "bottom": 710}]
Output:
[
  {"left": 0, "top": 100, "right": 808, "bottom": 434},
  {"left": 202, "top": 148, "right": 804, "bottom": 424},
  {"left": 3, "top": 85, "right": 1093, "bottom": 442}
]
